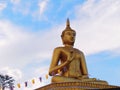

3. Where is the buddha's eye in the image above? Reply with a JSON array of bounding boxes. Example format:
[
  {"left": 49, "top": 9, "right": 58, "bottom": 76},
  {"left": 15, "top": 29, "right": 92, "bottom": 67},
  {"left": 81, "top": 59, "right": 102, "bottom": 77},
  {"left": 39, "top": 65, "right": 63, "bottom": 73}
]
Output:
[
  {"left": 66, "top": 32, "right": 71, "bottom": 35},
  {"left": 65, "top": 31, "right": 76, "bottom": 36}
]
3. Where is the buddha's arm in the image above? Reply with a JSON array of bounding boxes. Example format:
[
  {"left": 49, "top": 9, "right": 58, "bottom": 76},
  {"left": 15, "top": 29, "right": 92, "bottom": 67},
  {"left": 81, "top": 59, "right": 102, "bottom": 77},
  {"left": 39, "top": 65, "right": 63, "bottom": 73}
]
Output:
[
  {"left": 49, "top": 48, "right": 59, "bottom": 76},
  {"left": 49, "top": 60, "right": 70, "bottom": 76},
  {"left": 49, "top": 48, "right": 70, "bottom": 76},
  {"left": 80, "top": 52, "right": 88, "bottom": 75}
]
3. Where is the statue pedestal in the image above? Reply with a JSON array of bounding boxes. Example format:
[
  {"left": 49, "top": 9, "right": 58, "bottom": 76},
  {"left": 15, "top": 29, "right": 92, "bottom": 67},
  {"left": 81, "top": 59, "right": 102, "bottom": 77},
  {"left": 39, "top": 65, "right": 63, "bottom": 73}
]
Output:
[{"left": 35, "top": 82, "right": 120, "bottom": 90}]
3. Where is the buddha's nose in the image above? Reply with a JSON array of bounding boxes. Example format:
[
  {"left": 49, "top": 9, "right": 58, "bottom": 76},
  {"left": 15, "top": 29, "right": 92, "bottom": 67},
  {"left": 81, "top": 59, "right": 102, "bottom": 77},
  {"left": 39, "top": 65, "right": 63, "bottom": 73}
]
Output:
[{"left": 71, "top": 37, "right": 75, "bottom": 41}]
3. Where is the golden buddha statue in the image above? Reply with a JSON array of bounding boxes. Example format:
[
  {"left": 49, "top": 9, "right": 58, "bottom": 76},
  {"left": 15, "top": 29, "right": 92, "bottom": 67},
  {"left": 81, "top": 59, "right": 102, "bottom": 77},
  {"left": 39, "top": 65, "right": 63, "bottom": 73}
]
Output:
[{"left": 49, "top": 19, "right": 108, "bottom": 85}]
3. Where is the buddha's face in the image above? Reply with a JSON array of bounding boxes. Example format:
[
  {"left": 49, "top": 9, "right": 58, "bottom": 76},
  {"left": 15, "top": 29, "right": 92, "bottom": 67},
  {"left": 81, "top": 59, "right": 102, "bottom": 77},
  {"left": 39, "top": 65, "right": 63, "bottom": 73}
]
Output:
[{"left": 61, "top": 30, "right": 76, "bottom": 46}]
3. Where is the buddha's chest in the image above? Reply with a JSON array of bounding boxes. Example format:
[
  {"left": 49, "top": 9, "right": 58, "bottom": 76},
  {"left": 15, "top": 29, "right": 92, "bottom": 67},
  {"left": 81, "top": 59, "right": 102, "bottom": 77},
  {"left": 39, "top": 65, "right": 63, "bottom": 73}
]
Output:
[{"left": 60, "top": 48, "right": 81, "bottom": 62}]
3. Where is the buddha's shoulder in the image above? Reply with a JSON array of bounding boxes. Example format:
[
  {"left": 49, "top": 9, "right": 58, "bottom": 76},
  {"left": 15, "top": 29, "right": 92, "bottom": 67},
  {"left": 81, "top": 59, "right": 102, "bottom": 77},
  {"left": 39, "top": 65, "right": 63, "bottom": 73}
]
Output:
[
  {"left": 54, "top": 46, "right": 65, "bottom": 51},
  {"left": 74, "top": 48, "right": 84, "bottom": 53}
]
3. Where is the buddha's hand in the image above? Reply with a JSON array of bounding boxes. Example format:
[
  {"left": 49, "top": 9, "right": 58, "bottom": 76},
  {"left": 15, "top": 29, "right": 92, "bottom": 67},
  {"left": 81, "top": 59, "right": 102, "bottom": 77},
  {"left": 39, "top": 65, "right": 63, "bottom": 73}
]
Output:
[{"left": 67, "top": 50, "right": 75, "bottom": 63}]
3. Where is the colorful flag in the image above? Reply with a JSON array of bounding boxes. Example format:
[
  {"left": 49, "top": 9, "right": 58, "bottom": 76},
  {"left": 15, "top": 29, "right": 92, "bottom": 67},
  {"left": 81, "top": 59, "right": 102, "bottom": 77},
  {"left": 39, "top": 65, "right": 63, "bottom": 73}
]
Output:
[
  {"left": 39, "top": 77, "right": 42, "bottom": 82},
  {"left": 58, "top": 69, "right": 61, "bottom": 74},
  {"left": 25, "top": 81, "right": 27, "bottom": 87},
  {"left": 32, "top": 79, "right": 35, "bottom": 84},
  {"left": 63, "top": 67, "right": 67, "bottom": 72},
  {"left": 46, "top": 74, "right": 48, "bottom": 79},
  {"left": 51, "top": 72, "right": 55, "bottom": 76},
  {"left": 17, "top": 83, "right": 20, "bottom": 88}
]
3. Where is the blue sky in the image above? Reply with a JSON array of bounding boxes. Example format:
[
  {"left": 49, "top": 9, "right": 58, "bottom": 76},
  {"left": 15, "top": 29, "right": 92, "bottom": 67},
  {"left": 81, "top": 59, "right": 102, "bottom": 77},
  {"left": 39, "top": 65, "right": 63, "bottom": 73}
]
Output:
[{"left": 0, "top": 0, "right": 120, "bottom": 89}]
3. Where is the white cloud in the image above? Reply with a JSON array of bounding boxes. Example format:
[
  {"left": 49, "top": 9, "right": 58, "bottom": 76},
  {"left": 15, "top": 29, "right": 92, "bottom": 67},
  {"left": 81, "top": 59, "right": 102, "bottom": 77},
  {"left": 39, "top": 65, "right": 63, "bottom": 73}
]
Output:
[
  {"left": 0, "top": 19, "right": 54, "bottom": 89},
  {"left": 72, "top": 0, "right": 120, "bottom": 55},
  {"left": 38, "top": 0, "right": 49, "bottom": 15},
  {"left": 32, "top": 0, "right": 49, "bottom": 20},
  {"left": 0, "top": 19, "right": 61, "bottom": 80},
  {"left": 0, "top": 20, "right": 33, "bottom": 68},
  {"left": 10, "top": 0, "right": 20, "bottom": 5},
  {"left": 11, "top": 0, "right": 31, "bottom": 16},
  {"left": 0, "top": 2, "right": 7, "bottom": 11},
  {"left": 9, "top": 0, "right": 49, "bottom": 20},
  {"left": 34, "top": 66, "right": 49, "bottom": 77},
  {"left": 0, "top": 67, "right": 22, "bottom": 80}
]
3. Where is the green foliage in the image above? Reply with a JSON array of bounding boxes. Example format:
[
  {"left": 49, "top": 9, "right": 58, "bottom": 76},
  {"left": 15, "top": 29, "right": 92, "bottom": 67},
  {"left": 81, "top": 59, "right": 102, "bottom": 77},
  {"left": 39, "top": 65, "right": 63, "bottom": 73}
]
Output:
[{"left": 0, "top": 74, "right": 15, "bottom": 90}]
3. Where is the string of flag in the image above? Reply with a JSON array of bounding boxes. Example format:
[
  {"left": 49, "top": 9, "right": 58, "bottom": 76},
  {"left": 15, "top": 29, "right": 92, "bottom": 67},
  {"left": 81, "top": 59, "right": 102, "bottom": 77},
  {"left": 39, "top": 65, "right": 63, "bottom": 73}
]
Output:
[
  {"left": 16, "top": 77, "right": 42, "bottom": 89},
  {"left": 9, "top": 75, "right": 47, "bottom": 89},
  {"left": 8, "top": 67, "right": 67, "bottom": 89}
]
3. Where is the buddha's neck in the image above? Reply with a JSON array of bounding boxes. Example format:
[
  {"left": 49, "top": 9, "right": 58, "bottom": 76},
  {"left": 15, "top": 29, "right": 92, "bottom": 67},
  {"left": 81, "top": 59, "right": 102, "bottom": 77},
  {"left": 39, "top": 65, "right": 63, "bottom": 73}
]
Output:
[{"left": 64, "top": 44, "right": 73, "bottom": 48}]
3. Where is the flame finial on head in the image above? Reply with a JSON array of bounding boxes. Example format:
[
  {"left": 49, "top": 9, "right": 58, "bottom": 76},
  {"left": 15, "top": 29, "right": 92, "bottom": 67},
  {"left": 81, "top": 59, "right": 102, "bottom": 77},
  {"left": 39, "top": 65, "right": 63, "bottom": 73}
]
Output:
[
  {"left": 63, "top": 18, "right": 75, "bottom": 32},
  {"left": 66, "top": 18, "right": 70, "bottom": 27},
  {"left": 61, "top": 18, "right": 75, "bottom": 36}
]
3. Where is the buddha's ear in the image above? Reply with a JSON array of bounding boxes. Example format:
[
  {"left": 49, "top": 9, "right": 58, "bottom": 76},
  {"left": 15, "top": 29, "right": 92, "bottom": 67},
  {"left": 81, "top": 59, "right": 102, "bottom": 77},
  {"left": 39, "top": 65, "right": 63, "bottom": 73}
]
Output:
[
  {"left": 61, "top": 35, "right": 65, "bottom": 45},
  {"left": 61, "top": 35, "right": 63, "bottom": 38},
  {"left": 61, "top": 34, "right": 64, "bottom": 40}
]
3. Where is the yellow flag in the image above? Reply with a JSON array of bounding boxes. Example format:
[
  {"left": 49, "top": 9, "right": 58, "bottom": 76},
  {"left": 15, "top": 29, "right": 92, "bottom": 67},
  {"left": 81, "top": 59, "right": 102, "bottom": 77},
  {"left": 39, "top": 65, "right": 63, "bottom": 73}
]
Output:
[
  {"left": 58, "top": 69, "right": 61, "bottom": 74},
  {"left": 46, "top": 74, "right": 48, "bottom": 79},
  {"left": 32, "top": 79, "right": 35, "bottom": 84},
  {"left": 17, "top": 83, "right": 21, "bottom": 88}
]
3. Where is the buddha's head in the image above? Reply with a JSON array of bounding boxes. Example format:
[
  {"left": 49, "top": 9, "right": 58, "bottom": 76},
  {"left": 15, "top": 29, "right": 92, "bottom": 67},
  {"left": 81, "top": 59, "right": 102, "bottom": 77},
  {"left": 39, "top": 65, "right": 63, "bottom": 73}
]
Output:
[{"left": 61, "top": 19, "right": 76, "bottom": 46}]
